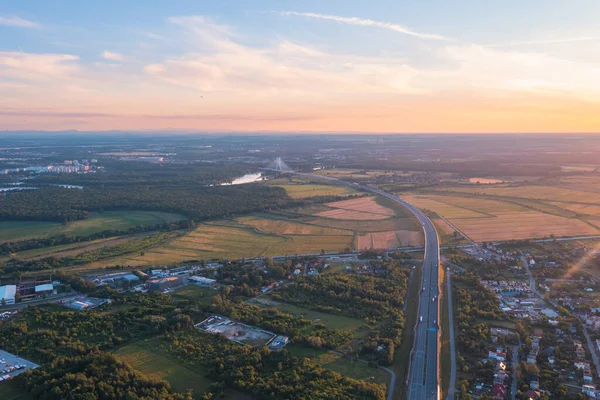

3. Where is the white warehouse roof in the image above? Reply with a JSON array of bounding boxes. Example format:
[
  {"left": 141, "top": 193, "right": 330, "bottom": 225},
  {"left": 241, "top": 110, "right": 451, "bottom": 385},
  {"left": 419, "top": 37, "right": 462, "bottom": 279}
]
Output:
[
  {"left": 0, "top": 285, "right": 17, "bottom": 302},
  {"left": 35, "top": 284, "right": 54, "bottom": 293}
]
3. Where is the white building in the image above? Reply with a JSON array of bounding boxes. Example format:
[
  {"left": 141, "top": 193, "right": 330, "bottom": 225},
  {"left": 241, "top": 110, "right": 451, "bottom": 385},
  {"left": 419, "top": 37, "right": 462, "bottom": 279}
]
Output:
[
  {"left": 189, "top": 276, "right": 216, "bottom": 287},
  {"left": 0, "top": 285, "right": 17, "bottom": 305}
]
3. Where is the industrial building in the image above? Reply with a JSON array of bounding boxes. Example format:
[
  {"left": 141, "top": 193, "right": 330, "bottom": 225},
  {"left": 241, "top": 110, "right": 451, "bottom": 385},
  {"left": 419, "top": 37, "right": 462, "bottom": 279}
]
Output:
[
  {"left": 189, "top": 276, "right": 216, "bottom": 287},
  {"left": 0, "top": 285, "right": 16, "bottom": 305},
  {"left": 148, "top": 276, "right": 182, "bottom": 291},
  {"left": 35, "top": 284, "right": 54, "bottom": 296},
  {"left": 64, "top": 297, "right": 111, "bottom": 311}
]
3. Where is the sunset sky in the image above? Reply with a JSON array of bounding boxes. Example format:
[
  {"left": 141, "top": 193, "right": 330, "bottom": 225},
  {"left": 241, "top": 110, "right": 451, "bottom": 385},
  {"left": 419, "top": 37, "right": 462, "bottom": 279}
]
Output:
[{"left": 1, "top": 0, "right": 600, "bottom": 133}]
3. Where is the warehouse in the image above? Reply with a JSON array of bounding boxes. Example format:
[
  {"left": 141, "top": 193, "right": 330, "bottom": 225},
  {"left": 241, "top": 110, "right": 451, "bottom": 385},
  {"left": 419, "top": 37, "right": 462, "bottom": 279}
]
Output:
[
  {"left": 148, "top": 276, "right": 182, "bottom": 291},
  {"left": 0, "top": 285, "right": 16, "bottom": 305}
]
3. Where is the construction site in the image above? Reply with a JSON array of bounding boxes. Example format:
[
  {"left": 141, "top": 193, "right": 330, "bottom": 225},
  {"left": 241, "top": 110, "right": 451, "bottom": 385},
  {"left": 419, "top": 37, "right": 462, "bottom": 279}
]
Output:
[{"left": 195, "top": 315, "right": 276, "bottom": 347}]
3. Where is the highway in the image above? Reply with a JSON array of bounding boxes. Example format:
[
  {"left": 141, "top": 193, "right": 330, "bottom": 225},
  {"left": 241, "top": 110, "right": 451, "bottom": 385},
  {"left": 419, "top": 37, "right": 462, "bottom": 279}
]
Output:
[
  {"left": 368, "top": 188, "right": 440, "bottom": 400},
  {"left": 262, "top": 168, "right": 441, "bottom": 399},
  {"left": 269, "top": 169, "right": 441, "bottom": 399}
]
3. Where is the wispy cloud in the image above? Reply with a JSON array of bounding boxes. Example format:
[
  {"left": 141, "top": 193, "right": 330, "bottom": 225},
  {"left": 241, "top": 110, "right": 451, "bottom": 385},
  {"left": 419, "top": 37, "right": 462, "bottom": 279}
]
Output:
[
  {"left": 0, "top": 15, "right": 39, "bottom": 29},
  {"left": 144, "top": 32, "right": 164, "bottom": 40},
  {"left": 101, "top": 51, "right": 125, "bottom": 61},
  {"left": 276, "top": 11, "right": 449, "bottom": 41},
  {"left": 486, "top": 37, "right": 600, "bottom": 47}
]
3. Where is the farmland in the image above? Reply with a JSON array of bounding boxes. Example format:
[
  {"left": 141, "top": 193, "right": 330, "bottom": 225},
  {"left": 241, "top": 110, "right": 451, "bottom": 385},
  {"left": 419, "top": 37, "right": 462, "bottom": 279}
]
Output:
[
  {"left": 11, "top": 232, "right": 159, "bottom": 261},
  {"left": 0, "top": 211, "right": 185, "bottom": 243},
  {"left": 403, "top": 179, "right": 600, "bottom": 242},
  {"left": 267, "top": 178, "right": 358, "bottom": 199},
  {"left": 76, "top": 194, "right": 422, "bottom": 267}
]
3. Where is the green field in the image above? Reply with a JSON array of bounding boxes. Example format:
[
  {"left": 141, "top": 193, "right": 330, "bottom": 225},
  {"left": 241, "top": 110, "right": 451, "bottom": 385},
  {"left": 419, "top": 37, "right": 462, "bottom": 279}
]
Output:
[
  {"left": 0, "top": 380, "right": 31, "bottom": 400},
  {"left": 286, "top": 346, "right": 390, "bottom": 387},
  {"left": 269, "top": 180, "right": 358, "bottom": 199},
  {"left": 171, "top": 285, "right": 218, "bottom": 307},
  {"left": 0, "top": 211, "right": 185, "bottom": 243},
  {"left": 265, "top": 299, "right": 368, "bottom": 337},
  {"left": 115, "top": 336, "right": 213, "bottom": 398}
]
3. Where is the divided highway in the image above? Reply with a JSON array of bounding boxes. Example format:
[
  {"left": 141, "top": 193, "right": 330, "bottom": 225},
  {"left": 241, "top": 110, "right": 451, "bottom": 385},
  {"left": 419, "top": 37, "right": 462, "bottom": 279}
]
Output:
[
  {"left": 370, "top": 189, "right": 441, "bottom": 400},
  {"left": 267, "top": 168, "right": 442, "bottom": 400}
]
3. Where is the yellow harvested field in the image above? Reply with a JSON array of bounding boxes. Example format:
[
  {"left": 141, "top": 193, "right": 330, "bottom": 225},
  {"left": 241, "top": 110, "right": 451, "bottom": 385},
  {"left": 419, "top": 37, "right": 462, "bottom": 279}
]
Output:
[
  {"left": 548, "top": 202, "right": 600, "bottom": 216},
  {"left": 402, "top": 195, "right": 489, "bottom": 218},
  {"left": 357, "top": 230, "right": 423, "bottom": 249},
  {"left": 316, "top": 209, "right": 391, "bottom": 220},
  {"left": 84, "top": 223, "right": 355, "bottom": 266},
  {"left": 324, "top": 197, "right": 395, "bottom": 216},
  {"left": 315, "top": 196, "right": 399, "bottom": 220},
  {"left": 304, "top": 217, "right": 420, "bottom": 233},
  {"left": 451, "top": 212, "right": 600, "bottom": 242},
  {"left": 436, "top": 185, "right": 600, "bottom": 204},
  {"left": 431, "top": 217, "right": 455, "bottom": 236},
  {"left": 271, "top": 183, "right": 357, "bottom": 199},
  {"left": 237, "top": 216, "right": 352, "bottom": 236}
]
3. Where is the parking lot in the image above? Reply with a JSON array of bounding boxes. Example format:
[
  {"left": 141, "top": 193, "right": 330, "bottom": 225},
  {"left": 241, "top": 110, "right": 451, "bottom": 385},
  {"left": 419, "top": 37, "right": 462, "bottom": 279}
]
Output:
[{"left": 0, "top": 350, "right": 38, "bottom": 383}]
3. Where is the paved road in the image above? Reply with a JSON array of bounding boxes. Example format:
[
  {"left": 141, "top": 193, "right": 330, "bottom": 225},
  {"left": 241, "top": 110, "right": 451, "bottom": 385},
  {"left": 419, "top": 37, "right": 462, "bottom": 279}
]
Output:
[
  {"left": 359, "top": 188, "right": 440, "bottom": 400},
  {"left": 446, "top": 271, "right": 457, "bottom": 400},
  {"left": 266, "top": 169, "right": 441, "bottom": 400},
  {"left": 511, "top": 345, "right": 519, "bottom": 399}
]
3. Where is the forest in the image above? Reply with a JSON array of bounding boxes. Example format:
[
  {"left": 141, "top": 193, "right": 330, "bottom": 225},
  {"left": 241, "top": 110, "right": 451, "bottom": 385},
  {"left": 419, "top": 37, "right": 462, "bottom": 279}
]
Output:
[
  {"left": 0, "top": 288, "right": 385, "bottom": 399},
  {"left": 271, "top": 267, "right": 408, "bottom": 364},
  {"left": 166, "top": 329, "right": 386, "bottom": 400},
  {"left": 0, "top": 184, "right": 295, "bottom": 222},
  {"left": 453, "top": 273, "right": 511, "bottom": 356}
]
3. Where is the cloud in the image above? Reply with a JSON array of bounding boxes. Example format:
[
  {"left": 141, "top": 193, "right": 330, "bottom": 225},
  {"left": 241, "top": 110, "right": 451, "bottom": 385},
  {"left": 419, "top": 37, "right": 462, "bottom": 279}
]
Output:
[
  {"left": 485, "top": 37, "right": 600, "bottom": 47},
  {"left": 0, "top": 52, "right": 79, "bottom": 82},
  {"left": 101, "top": 51, "right": 125, "bottom": 61},
  {"left": 144, "top": 32, "right": 164, "bottom": 40},
  {"left": 0, "top": 110, "right": 114, "bottom": 118},
  {"left": 0, "top": 15, "right": 39, "bottom": 29},
  {"left": 145, "top": 16, "right": 423, "bottom": 98},
  {"left": 0, "top": 109, "right": 314, "bottom": 122},
  {"left": 276, "top": 11, "right": 449, "bottom": 41}
]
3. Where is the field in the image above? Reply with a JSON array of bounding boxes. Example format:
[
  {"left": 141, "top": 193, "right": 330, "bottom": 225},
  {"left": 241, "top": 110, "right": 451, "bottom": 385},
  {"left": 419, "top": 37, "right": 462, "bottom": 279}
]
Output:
[
  {"left": 356, "top": 230, "right": 423, "bottom": 250},
  {"left": 171, "top": 285, "right": 219, "bottom": 307},
  {"left": 11, "top": 232, "right": 158, "bottom": 261},
  {"left": 404, "top": 185, "right": 600, "bottom": 242},
  {"left": 314, "top": 168, "right": 408, "bottom": 179},
  {"left": 256, "top": 297, "right": 368, "bottom": 337},
  {"left": 0, "top": 211, "right": 185, "bottom": 243},
  {"left": 286, "top": 346, "right": 391, "bottom": 387},
  {"left": 315, "top": 197, "right": 395, "bottom": 220},
  {"left": 115, "top": 337, "right": 213, "bottom": 397},
  {"left": 266, "top": 178, "right": 358, "bottom": 199},
  {"left": 76, "top": 194, "right": 423, "bottom": 267}
]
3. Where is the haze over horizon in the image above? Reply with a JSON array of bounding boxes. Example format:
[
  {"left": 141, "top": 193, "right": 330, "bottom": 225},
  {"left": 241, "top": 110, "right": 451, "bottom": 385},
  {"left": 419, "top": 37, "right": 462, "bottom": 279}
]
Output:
[{"left": 2, "top": 0, "right": 600, "bottom": 133}]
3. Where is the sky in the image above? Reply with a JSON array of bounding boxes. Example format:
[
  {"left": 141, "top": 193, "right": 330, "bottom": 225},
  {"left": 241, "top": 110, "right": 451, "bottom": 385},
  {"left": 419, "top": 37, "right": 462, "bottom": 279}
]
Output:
[{"left": 1, "top": 0, "right": 600, "bottom": 133}]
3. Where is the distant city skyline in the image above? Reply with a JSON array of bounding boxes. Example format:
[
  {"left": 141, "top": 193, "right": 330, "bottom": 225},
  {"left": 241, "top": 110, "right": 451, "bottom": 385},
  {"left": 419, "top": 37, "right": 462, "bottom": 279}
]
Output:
[{"left": 1, "top": 0, "right": 600, "bottom": 133}]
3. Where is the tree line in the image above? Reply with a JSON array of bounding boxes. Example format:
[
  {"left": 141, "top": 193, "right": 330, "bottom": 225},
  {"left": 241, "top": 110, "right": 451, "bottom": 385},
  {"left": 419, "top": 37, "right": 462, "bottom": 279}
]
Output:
[{"left": 0, "top": 184, "right": 295, "bottom": 223}]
